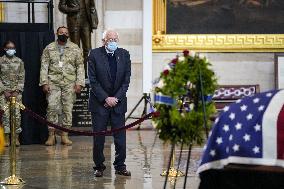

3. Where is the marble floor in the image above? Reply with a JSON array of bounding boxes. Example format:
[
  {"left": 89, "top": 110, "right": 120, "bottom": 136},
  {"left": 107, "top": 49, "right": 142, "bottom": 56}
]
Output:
[{"left": 0, "top": 130, "right": 203, "bottom": 189}]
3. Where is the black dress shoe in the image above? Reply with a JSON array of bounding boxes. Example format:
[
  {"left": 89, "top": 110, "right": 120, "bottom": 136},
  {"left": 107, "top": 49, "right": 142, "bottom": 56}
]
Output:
[
  {"left": 94, "top": 169, "right": 104, "bottom": 177},
  {"left": 93, "top": 165, "right": 106, "bottom": 177},
  {"left": 115, "top": 169, "right": 131, "bottom": 176}
]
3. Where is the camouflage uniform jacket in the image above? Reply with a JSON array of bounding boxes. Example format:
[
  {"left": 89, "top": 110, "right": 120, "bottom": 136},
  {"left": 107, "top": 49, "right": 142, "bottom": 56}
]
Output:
[
  {"left": 0, "top": 55, "right": 25, "bottom": 94},
  {"left": 39, "top": 41, "right": 85, "bottom": 87}
]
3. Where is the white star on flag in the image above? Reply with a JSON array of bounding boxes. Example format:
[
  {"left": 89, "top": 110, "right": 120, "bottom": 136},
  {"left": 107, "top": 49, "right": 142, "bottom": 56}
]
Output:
[
  {"left": 246, "top": 113, "right": 253, "bottom": 120},
  {"left": 223, "top": 106, "right": 229, "bottom": 112},
  {"left": 209, "top": 131, "right": 212, "bottom": 137},
  {"left": 240, "top": 105, "right": 248, "bottom": 111},
  {"left": 253, "top": 146, "right": 260, "bottom": 154},
  {"left": 197, "top": 90, "right": 283, "bottom": 175},
  {"left": 235, "top": 123, "right": 242, "bottom": 130},
  {"left": 233, "top": 144, "right": 240, "bottom": 152},
  {"left": 229, "top": 113, "right": 235, "bottom": 120},
  {"left": 254, "top": 124, "right": 261, "bottom": 132},
  {"left": 236, "top": 99, "right": 242, "bottom": 104},
  {"left": 253, "top": 98, "right": 260, "bottom": 103},
  {"left": 258, "top": 105, "right": 265, "bottom": 111},
  {"left": 214, "top": 117, "right": 219, "bottom": 124},
  {"left": 210, "top": 150, "right": 216, "bottom": 157},
  {"left": 216, "top": 137, "right": 223, "bottom": 145},
  {"left": 243, "top": 134, "right": 251, "bottom": 142},
  {"left": 223, "top": 124, "right": 229, "bottom": 132}
]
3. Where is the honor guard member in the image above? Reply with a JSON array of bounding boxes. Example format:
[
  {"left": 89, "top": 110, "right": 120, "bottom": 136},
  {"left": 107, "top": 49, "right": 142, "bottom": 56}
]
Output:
[
  {"left": 0, "top": 40, "right": 25, "bottom": 147},
  {"left": 40, "top": 26, "right": 85, "bottom": 146}
]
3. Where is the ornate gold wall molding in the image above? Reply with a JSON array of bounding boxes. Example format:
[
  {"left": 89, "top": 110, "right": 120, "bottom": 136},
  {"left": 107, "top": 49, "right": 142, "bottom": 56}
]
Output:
[
  {"left": 152, "top": 0, "right": 284, "bottom": 52},
  {"left": 0, "top": 3, "right": 4, "bottom": 22}
]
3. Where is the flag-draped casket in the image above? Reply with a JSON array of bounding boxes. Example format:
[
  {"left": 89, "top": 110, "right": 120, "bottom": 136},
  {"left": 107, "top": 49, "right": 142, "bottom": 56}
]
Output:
[{"left": 198, "top": 90, "right": 284, "bottom": 189}]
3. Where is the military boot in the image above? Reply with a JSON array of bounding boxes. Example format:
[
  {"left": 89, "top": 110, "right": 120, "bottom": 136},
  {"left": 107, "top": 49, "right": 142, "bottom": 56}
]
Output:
[
  {"left": 45, "top": 129, "right": 56, "bottom": 146},
  {"left": 61, "top": 132, "right": 72, "bottom": 146},
  {"left": 4, "top": 134, "right": 10, "bottom": 147}
]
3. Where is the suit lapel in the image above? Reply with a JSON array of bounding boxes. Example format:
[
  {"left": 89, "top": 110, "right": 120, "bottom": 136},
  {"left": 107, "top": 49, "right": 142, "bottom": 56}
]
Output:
[
  {"left": 100, "top": 48, "right": 112, "bottom": 81},
  {"left": 114, "top": 49, "right": 122, "bottom": 89}
]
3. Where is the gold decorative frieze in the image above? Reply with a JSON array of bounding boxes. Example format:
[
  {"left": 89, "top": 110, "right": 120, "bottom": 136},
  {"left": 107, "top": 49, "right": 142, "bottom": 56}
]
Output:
[
  {"left": 153, "top": 0, "right": 284, "bottom": 52},
  {"left": 0, "top": 3, "right": 5, "bottom": 22}
]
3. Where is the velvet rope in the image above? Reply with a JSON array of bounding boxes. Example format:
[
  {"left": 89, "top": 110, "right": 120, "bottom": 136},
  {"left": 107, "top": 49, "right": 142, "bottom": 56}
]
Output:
[{"left": 23, "top": 108, "right": 153, "bottom": 136}]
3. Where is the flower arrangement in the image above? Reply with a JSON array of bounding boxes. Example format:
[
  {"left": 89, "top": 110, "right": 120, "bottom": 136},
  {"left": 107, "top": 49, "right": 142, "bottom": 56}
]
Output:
[{"left": 153, "top": 50, "right": 217, "bottom": 145}]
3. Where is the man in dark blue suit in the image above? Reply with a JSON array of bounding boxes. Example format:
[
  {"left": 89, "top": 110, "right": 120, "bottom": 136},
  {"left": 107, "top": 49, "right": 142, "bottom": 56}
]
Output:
[{"left": 88, "top": 30, "right": 131, "bottom": 177}]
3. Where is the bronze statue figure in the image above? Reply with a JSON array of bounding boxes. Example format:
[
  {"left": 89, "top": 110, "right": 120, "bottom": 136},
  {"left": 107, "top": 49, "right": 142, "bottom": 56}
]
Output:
[{"left": 59, "top": 0, "right": 98, "bottom": 64}]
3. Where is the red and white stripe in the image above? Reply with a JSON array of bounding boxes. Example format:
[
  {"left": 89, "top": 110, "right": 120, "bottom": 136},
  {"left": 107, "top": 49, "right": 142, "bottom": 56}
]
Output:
[{"left": 262, "top": 90, "right": 284, "bottom": 160}]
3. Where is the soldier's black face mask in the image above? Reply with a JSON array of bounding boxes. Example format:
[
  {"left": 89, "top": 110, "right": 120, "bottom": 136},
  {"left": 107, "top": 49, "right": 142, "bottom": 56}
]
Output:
[{"left": 58, "top": 34, "right": 68, "bottom": 43}]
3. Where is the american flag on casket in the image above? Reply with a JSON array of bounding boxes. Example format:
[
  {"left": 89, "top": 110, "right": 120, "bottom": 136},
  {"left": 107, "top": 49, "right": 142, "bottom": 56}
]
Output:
[{"left": 197, "top": 90, "right": 284, "bottom": 173}]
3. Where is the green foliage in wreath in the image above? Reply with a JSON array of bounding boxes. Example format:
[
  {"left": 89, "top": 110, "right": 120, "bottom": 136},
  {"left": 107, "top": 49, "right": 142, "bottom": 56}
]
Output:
[{"left": 153, "top": 50, "right": 218, "bottom": 145}]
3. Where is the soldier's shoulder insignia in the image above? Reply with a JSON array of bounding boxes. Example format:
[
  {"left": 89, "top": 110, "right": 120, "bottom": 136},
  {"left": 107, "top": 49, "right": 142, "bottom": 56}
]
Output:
[
  {"left": 46, "top": 42, "right": 57, "bottom": 50},
  {"left": 14, "top": 56, "right": 22, "bottom": 62}
]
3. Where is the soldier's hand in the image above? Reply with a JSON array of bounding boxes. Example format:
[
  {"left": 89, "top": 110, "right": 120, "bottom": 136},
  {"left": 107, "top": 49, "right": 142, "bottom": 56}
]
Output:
[
  {"left": 4, "top": 91, "right": 12, "bottom": 99},
  {"left": 74, "top": 85, "right": 82, "bottom": 94},
  {"left": 42, "top": 84, "right": 50, "bottom": 94}
]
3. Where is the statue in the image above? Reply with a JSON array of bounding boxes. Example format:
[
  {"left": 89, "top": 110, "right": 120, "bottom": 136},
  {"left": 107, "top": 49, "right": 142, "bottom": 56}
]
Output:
[{"left": 59, "top": 0, "right": 98, "bottom": 65}]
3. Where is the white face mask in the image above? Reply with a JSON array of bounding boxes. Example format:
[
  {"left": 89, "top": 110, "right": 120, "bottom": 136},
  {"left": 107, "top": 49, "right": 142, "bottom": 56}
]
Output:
[
  {"left": 106, "top": 42, "right": 118, "bottom": 52},
  {"left": 6, "top": 49, "right": 16, "bottom": 57}
]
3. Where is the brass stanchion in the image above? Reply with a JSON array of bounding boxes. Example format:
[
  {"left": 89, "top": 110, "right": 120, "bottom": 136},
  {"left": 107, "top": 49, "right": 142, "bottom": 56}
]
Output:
[
  {"left": 0, "top": 127, "right": 4, "bottom": 154},
  {"left": 1, "top": 97, "right": 25, "bottom": 185},
  {"left": 161, "top": 146, "right": 185, "bottom": 177}
]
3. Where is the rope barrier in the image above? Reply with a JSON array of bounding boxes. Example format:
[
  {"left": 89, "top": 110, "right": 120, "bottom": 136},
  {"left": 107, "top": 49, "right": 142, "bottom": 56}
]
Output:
[{"left": 23, "top": 107, "right": 153, "bottom": 136}]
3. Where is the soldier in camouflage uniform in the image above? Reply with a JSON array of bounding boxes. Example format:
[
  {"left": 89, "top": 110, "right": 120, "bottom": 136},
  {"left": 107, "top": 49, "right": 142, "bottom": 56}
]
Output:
[
  {"left": 0, "top": 40, "right": 25, "bottom": 147},
  {"left": 40, "top": 26, "right": 85, "bottom": 146}
]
